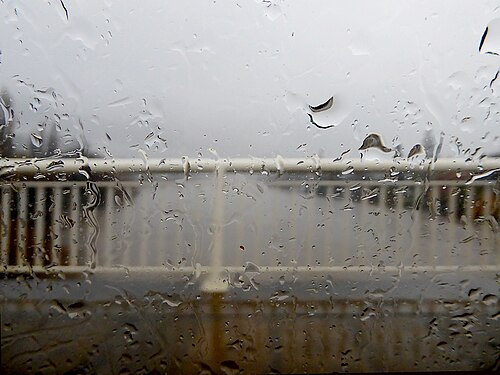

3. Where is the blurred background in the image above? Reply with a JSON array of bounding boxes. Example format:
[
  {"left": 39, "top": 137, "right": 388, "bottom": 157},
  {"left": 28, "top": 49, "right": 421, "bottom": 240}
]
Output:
[{"left": 0, "top": 0, "right": 499, "bottom": 160}]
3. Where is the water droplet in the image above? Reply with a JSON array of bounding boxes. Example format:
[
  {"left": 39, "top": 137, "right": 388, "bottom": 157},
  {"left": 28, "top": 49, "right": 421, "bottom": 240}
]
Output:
[
  {"left": 59, "top": 0, "right": 69, "bottom": 21},
  {"left": 270, "top": 291, "right": 290, "bottom": 302},
  {"left": 437, "top": 341, "right": 447, "bottom": 349},
  {"left": 46, "top": 160, "right": 64, "bottom": 171},
  {"left": 465, "top": 168, "right": 500, "bottom": 185},
  {"left": 79, "top": 168, "right": 90, "bottom": 180},
  {"left": 468, "top": 288, "right": 481, "bottom": 299},
  {"left": 220, "top": 360, "right": 239, "bottom": 375},
  {"left": 163, "top": 296, "right": 182, "bottom": 307},
  {"left": 114, "top": 194, "right": 123, "bottom": 206},
  {"left": 256, "top": 183, "right": 264, "bottom": 194},
  {"left": 361, "top": 188, "right": 379, "bottom": 200},
  {"left": 479, "top": 20, "right": 500, "bottom": 55},
  {"left": 342, "top": 166, "right": 354, "bottom": 175},
  {"left": 58, "top": 214, "right": 75, "bottom": 228},
  {"left": 349, "top": 183, "right": 361, "bottom": 191},
  {"left": 482, "top": 294, "right": 498, "bottom": 306},
  {"left": 307, "top": 113, "right": 335, "bottom": 129},
  {"left": 30, "top": 133, "right": 43, "bottom": 147},
  {"left": 244, "top": 261, "right": 260, "bottom": 274},
  {"left": 182, "top": 156, "right": 190, "bottom": 178},
  {"left": 309, "top": 96, "right": 335, "bottom": 113},
  {"left": 407, "top": 143, "right": 424, "bottom": 158},
  {"left": 359, "top": 133, "right": 392, "bottom": 152}
]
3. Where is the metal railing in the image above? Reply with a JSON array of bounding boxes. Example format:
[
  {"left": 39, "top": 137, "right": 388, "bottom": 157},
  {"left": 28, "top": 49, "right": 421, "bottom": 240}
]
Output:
[{"left": 1, "top": 157, "right": 499, "bottom": 292}]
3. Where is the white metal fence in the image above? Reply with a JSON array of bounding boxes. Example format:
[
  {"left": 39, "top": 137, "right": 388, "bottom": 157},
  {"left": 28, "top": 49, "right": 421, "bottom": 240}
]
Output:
[{"left": 1, "top": 157, "right": 499, "bottom": 291}]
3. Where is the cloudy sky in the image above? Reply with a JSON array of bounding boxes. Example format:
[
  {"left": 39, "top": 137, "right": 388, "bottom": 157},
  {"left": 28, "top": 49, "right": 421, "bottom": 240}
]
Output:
[{"left": 1, "top": 0, "right": 499, "bottom": 159}]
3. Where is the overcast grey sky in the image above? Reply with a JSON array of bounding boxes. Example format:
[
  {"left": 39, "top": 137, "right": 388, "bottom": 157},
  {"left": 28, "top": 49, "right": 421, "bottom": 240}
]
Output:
[{"left": 1, "top": 0, "right": 499, "bottom": 159}]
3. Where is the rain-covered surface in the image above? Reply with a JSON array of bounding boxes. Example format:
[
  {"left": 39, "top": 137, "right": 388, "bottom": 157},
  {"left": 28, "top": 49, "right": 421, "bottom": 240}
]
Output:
[
  {"left": 1, "top": 0, "right": 500, "bottom": 373},
  {"left": 1, "top": 161, "right": 499, "bottom": 373}
]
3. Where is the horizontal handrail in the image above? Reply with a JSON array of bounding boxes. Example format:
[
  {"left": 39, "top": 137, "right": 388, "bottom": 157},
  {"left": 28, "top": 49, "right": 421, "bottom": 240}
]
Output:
[{"left": 1, "top": 157, "right": 500, "bottom": 177}]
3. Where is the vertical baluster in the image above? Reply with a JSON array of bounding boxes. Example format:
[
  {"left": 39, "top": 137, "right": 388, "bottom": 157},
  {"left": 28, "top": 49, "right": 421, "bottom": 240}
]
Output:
[
  {"left": 409, "top": 184, "right": 422, "bottom": 266},
  {"left": 355, "top": 183, "right": 363, "bottom": 265},
  {"left": 495, "top": 188, "right": 500, "bottom": 264},
  {"left": 317, "top": 184, "right": 332, "bottom": 267},
  {"left": 0, "top": 186, "right": 11, "bottom": 267},
  {"left": 158, "top": 181, "right": 173, "bottom": 268},
  {"left": 217, "top": 176, "right": 230, "bottom": 269},
  {"left": 158, "top": 178, "right": 168, "bottom": 266},
  {"left": 479, "top": 185, "right": 492, "bottom": 265},
  {"left": 33, "top": 186, "right": 45, "bottom": 267},
  {"left": 304, "top": 183, "right": 314, "bottom": 268},
  {"left": 394, "top": 184, "right": 406, "bottom": 265},
  {"left": 233, "top": 182, "right": 247, "bottom": 267},
  {"left": 168, "top": 181, "right": 180, "bottom": 265},
  {"left": 429, "top": 184, "right": 439, "bottom": 267},
  {"left": 51, "top": 187, "right": 63, "bottom": 266},
  {"left": 137, "top": 203, "right": 148, "bottom": 267},
  {"left": 17, "top": 184, "right": 28, "bottom": 266},
  {"left": 69, "top": 185, "right": 80, "bottom": 266},
  {"left": 288, "top": 185, "right": 299, "bottom": 267},
  {"left": 314, "top": 184, "right": 327, "bottom": 268},
  {"left": 377, "top": 184, "right": 388, "bottom": 265},
  {"left": 357, "top": 184, "right": 370, "bottom": 267},
  {"left": 202, "top": 164, "right": 228, "bottom": 292},
  {"left": 438, "top": 185, "right": 448, "bottom": 267},
  {"left": 102, "top": 185, "right": 114, "bottom": 267},
  {"left": 323, "top": 185, "right": 334, "bottom": 266},
  {"left": 118, "top": 182, "right": 131, "bottom": 267},
  {"left": 174, "top": 184, "right": 184, "bottom": 269},
  {"left": 81, "top": 183, "right": 90, "bottom": 267},
  {"left": 447, "top": 185, "right": 458, "bottom": 265},
  {"left": 464, "top": 185, "right": 475, "bottom": 266},
  {"left": 342, "top": 183, "right": 354, "bottom": 266}
]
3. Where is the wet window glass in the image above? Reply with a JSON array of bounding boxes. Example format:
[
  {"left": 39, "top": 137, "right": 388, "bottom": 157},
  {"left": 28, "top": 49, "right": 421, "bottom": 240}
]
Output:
[{"left": 1, "top": 1, "right": 499, "bottom": 373}]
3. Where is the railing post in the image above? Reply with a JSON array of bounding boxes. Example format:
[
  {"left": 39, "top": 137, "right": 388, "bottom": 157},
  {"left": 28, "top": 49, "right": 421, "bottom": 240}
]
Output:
[
  {"left": 52, "top": 186, "right": 63, "bottom": 266},
  {"left": 69, "top": 184, "right": 81, "bottom": 266},
  {"left": 0, "top": 186, "right": 11, "bottom": 267},
  {"left": 17, "top": 185, "right": 28, "bottom": 266},
  {"left": 202, "top": 161, "right": 229, "bottom": 293},
  {"left": 34, "top": 186, "right": 45, "bottom": 266},
  {"left": 103, "top": 185, "right": 114, "bottom": 267}
]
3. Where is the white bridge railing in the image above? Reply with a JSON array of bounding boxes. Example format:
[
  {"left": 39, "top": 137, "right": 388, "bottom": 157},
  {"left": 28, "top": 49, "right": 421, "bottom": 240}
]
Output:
[{"left": 1, "top": 157, "right": 499, "bottom": 291}]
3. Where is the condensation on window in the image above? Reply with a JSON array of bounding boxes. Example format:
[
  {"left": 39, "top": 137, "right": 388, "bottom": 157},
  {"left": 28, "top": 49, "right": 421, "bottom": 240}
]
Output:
[{"left": 1, "top": 1, "right": 499, "bottom": 373}]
